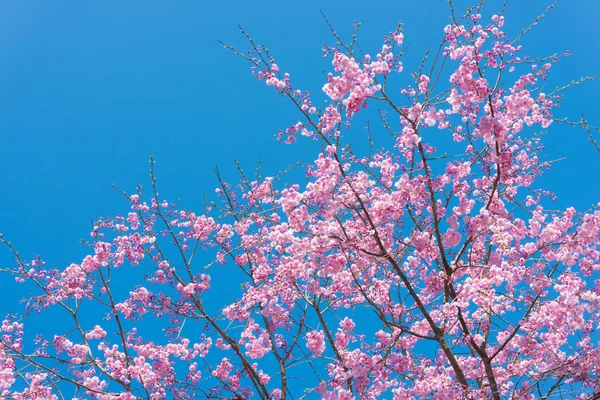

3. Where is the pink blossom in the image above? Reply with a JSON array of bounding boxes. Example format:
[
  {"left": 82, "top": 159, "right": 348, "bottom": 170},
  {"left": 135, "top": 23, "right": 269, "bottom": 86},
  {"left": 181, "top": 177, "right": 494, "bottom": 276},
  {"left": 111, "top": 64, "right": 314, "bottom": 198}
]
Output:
[{"left": 306, "top": 330, "right": 325, "bottom": 357}]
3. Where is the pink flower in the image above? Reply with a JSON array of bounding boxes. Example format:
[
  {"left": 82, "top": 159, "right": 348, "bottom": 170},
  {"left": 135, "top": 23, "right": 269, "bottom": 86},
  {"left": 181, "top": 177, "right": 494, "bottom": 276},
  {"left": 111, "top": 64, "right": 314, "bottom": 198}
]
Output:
[
  {"left": 85, "top": 325, "right": 107, "bottom": 340},
  {"left": 306, "top": 330, "right": 325, "bottom": 357},
  {"left": 212, "top": 358, "right": 233, "bottom": 380}
]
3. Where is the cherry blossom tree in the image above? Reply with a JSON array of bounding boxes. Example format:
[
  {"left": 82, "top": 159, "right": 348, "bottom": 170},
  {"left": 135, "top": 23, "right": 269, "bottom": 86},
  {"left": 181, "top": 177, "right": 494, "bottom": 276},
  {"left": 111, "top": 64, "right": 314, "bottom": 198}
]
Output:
[{"left": 1, "top": 1, "right": 600, "bottom": 399}]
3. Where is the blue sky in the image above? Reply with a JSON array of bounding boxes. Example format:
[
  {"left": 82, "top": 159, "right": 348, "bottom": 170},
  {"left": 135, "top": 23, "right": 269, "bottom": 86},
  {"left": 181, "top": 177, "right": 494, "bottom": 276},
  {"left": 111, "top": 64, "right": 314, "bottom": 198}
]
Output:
[{"left": 0, "top": 0, "right": 598, "bottom": 394}]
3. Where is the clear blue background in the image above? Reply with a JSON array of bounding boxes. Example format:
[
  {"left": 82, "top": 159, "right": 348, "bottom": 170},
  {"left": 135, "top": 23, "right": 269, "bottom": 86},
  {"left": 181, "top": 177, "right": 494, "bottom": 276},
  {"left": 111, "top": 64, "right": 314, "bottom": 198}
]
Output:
[{"left": 0, "top": 0, "right": 598, "bottom": 391}]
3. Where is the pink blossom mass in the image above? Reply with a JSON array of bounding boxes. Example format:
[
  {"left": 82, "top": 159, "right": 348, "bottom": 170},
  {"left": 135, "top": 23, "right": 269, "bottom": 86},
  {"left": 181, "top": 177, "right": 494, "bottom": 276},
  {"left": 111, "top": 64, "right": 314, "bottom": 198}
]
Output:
[{"left": 1, "top": 2, "right": 599, "bottom": 399}]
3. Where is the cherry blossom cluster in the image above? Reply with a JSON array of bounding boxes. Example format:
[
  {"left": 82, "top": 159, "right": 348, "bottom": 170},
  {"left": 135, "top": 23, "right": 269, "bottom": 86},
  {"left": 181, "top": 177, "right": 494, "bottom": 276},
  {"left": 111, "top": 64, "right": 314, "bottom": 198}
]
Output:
[{"left": 1, "top": 4, "right": 599, "bottom": 400}]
